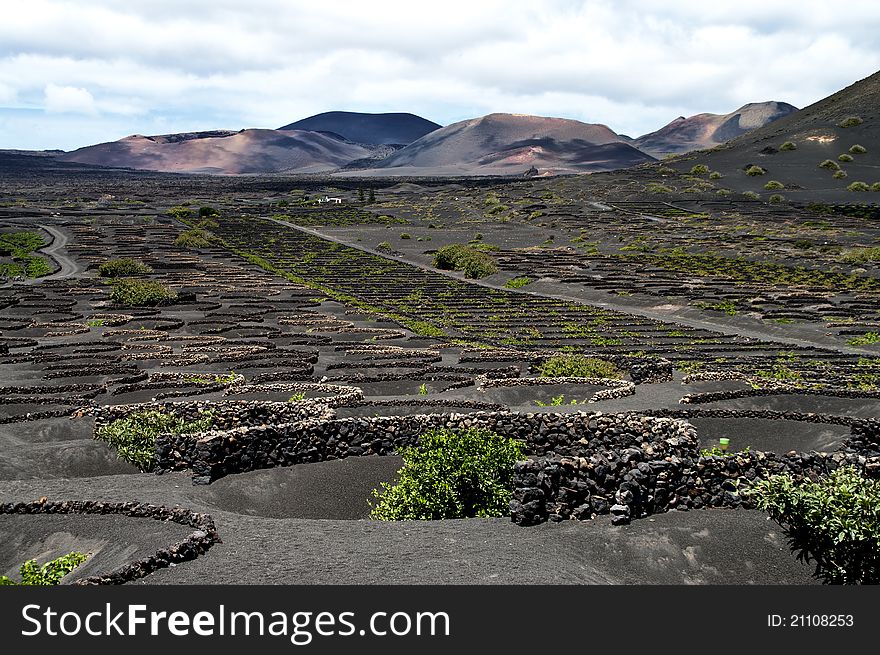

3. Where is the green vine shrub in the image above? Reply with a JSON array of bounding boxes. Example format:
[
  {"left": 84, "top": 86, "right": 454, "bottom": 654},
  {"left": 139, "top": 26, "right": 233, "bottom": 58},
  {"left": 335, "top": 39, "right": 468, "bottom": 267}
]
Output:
[
  {"left": 537, "top": 354, "right": 622, "bottom": 379},
  {"left": 98, "top": 258, "right": 153, "bottom": 277},
  {"left": 109, "top": 278, "right": 178, "bottom": 306},
  {"left": 95, "top": 410, "right": 214, "bottom": 471},
  {"left": 749, "top": 466, "right": 880, "bottom": 584},
  {"left": 370, "top": 428, "right": 525, "bottom": 520},
  {"left": 432, "top": 243, "right": 498, "bottom": 279},
  {"left": 0, "top": 552, "right": 88, "bottom": 585}
]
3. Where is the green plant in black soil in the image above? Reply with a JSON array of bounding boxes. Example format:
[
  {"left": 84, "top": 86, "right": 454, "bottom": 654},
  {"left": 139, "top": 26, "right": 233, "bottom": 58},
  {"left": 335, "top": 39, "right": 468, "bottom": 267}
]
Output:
[
  {"left": 749, "top": 466, "right": 880, "bottom": 584},
  {"left": 109, "top": 278, "right": 177, "bottom": 306},
  {"left": 780, "top": 141, "right": 797, "bottom": 151},
  {"left": 745, "top": 165, "right": 766, "bottom": 176},
  {"left": 847, "top": 181, "right": 870, "bottom": 192},
  {"left": 98, "top": 258, "right": 153, "bottom": 277},
  {"left": 174, "top": 228, "right": 212, "bottom": 248},
  {"left": 369, "top": 428, "right": 525, "bottom": 520},
  {"left": 432, "top": 243, "right": 498, "bottom": 279},
  {"left": 819, "top": 159, "right": 840, "bottom": 171},
  {"left": 199, "top": 206, "right": 220, "bottom": 217},
  {"left": 95, "top": 410, "right": 214, "bottom": 471},
  {"left": 535, "top": 394, "right": 581, "bottom": 406},
  {"left": 537, "top": 354, "right": 621, "bottom": 378},
  {"left": 504, "top": 276, "right": 532, "bottom": 289},
  {"left": 166, "top": 205, "right": 193, "bottom": 220},
  {"left": 839, "top": 116, "right": 863, "bottom": 128},
  {"left": 0, "top": 552, "right": 88, "bottom": 586}
]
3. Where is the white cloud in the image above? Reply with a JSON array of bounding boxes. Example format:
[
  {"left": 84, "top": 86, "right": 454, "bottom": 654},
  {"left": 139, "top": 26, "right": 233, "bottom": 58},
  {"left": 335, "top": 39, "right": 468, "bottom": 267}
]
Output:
[
  {"left": 43, "top": 83, "right": 97, "bottom": 114},
  {"left": 0, "top": 0, "right": 879, "bottom": 149}
]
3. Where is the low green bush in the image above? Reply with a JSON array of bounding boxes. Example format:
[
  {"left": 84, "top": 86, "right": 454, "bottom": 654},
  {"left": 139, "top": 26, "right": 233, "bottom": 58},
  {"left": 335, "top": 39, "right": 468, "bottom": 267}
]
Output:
[
  {"left": 847, "top": 181, "right": 870, "bottom": 192},
  {"left": 743, "top": 191, "right": 760, "bottom": 200},
  {"left": 769, "top": 194, "right": 784, "bottom": 203},
  {"left": 745, "top": 165, "right": 766, "bottom": 176},
  {"left": 708, "top": 171, "right": 722, "bottom": 180},
  {"left": 833, "top": 170, "right": 848, "bottom": 179},
  {"left": 537, "top": 354, "right": 621, "bottom": 378},
  {"left": 174, "top": 228, "right": 212, "bottom": 248},
  {"left": 839, "top": 153, "right": 854, "bottom": 162},
  {"left": 750, "top": 466, "right": 880, "bottom": 584},
  {"left": 504, "top": 276, "right": 533, "bottom": 289},
  {"left": 780, "top": 141, "right": 797, "bottom": 151},
  {"left": 0, "top": 552, "right": 88, "bottom": 586},
  {"left": 690, "top": 164, "right": 709, "bottom": 175},
  {"left": 369, "top": 427, "right": 525, "bottom": 520},
  {"left": 872, "top": 183, "right": 880, "bottom": 192},
  {"left": 839, "top": 116, "right": 863, "bottom": 128},
  {"left": 109, "top": 278, "right": 177, "bottom": 306},
  {"left": 764, "top": 180, "right": 784, "bottom": 190},
  {"left": 433, "top": 243, "right": 497, "bottom": 279},
  {"left": 819, "top": 159, "right": 840, "bottom": 170},
  {"left": 98, "top": 258, "right": 153, "bottom": 277},
  {"left": 95, "top": 409, "right": 214, "bottom": 471},
  {"left": 849, "top": 144, "right": 867, "bottom": 154},
  {"left": 646, "top": 183, "right": 672, "bottom": 193}
]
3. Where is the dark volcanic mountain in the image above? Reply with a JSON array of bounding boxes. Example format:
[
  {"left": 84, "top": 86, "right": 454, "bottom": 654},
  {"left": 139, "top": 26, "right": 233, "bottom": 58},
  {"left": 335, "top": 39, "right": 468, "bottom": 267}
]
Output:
[
  {"left": 58, "top": 129, "right": 372, "bottom": 174},
  {"left": 632, "top": 102, "right": 798, "bottom": 157},
  {"left": 278, "top": 111, "right": 441, "bottom": 145},
  {"left": 370, "top": 113, "right": 655, "bottom": 175},
  {"left": 664, "top": 69, "right": 880, "bottom": 198}
]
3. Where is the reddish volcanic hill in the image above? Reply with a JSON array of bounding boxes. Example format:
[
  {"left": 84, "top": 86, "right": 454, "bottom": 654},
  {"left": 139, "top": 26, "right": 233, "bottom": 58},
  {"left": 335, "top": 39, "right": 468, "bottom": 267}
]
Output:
[
  {"left": 278, "top": 111, "right": 441, "bottom": 145},
  {"left": 633, "top": 102, "right": 798, "bottom": 157},
  {"left": 372, "top": 113, "right": 654, "bottom": 175},
  {"left": 58, "top": 129, "right": 373, "bottom": 174}
]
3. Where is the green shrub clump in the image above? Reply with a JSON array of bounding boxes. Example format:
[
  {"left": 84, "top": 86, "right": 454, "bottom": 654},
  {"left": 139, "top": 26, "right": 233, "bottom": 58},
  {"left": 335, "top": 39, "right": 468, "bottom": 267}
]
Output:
[
  {"left": 433, "top": 243, "right": 498, "bottom": 279},
  {"left": 708, "top": 171, "right": 722, "bottom": 180},
  {"left": 872, "top": 183, "right": 880, "bottom": 192},
  {"left": 96, "top": 409, "right": 214, "bottom": 471},
  {"left": 849, "top": 144, "right": 867, "bottom": 154},
  {"left": 370, "top": 428, "right": 525, "bottom": 520},
  {"left": 833, "top": 170, "right": 848, "bottom": 179},
  {"left": 847, "top": 181, "right": 870, "bottom": 192},
  {"left": 819, "top": 159, "right": 840, "bottom": 170},
  {"left": 764, "top": 180, "right": 784, "bottom": 190},
  {"left": 98, "top": 258, "right": 153, "bottom": 277},
  {"left": 779, "top": 141, "right": 797, "bottom": 151},
  {"left": 769, "top": 194, "right": 784, "bottom": 203},
  {"left": 537, "top": 354, "right": 621, "bottom": 379},
  {"left": 839, "top": 153, "right": 854, "bottom": 162},
  {"left": 839, "top": 116, "right": 863, "bottom": 128},
  {"left": 745, "top": 165, "right": 766, "bottom": 176},
  {"left": 109, "top": 278, "right": 177, "bottom": 306},
  {"left": 174, "top": 228, "right": 212, "bottom": 248},
  {"left": 690, "top": 164, "right": 710, "bottom": 175},
  {"left": 750, "top": 466, "right": 880, "bottom": 584},
  {"left": 646, "top": 183, "right": 672, "bottom": 193},
  {"left": 0, "top": 552, "right": 88, "bottom": 586},
  {"left": 504, "top": 276, "right": 533, "bottom": 289}
]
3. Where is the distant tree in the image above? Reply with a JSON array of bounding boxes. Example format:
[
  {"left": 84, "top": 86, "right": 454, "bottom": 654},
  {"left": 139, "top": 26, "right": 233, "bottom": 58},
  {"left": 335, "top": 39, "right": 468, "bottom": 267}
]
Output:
[
  {"left": 368, "top": 188, "right": 376, "bottom": 203},
  {"left": 358, "top": 188, "right": 365, "bottom": 202}
]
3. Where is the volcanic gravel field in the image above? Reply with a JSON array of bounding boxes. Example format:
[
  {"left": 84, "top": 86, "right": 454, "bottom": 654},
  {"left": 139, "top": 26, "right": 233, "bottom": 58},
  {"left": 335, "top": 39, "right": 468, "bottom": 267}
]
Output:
[{"left": 1, "top": 159, "right": 878, "bottom": 585}]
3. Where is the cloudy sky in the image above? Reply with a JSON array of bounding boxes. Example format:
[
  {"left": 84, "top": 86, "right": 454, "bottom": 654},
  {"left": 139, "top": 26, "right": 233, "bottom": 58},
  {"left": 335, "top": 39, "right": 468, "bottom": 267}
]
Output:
[{"left": 2, "top": 0, "right": 879, "bottom": 150}]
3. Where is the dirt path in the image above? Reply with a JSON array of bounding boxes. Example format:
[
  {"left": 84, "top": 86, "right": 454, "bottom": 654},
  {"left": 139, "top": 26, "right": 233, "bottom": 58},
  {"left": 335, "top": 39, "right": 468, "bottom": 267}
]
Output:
[{"left": 28, "top": 224, "right": 80, "bottom": 282}]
